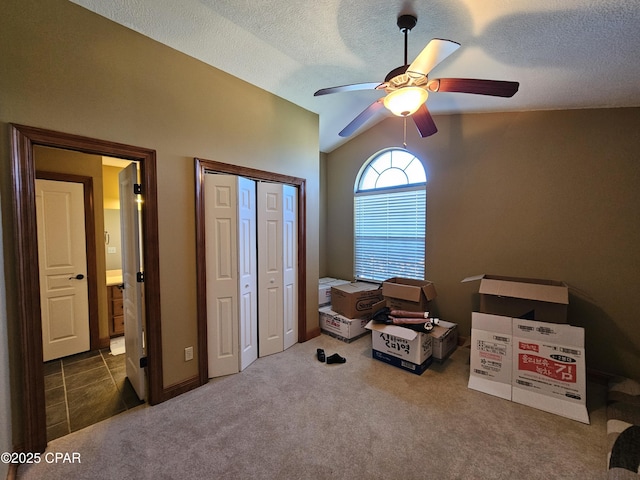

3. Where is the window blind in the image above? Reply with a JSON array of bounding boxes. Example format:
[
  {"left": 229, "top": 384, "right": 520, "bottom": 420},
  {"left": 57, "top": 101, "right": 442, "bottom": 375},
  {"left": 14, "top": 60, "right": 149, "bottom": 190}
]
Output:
[{"left": 354, "top": 187, "right": 426, "bottom": 282}]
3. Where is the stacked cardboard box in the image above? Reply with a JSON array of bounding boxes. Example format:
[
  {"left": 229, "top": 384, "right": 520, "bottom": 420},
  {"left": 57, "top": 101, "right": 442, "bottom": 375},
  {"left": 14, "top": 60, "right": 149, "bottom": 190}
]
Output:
[
  {"left": 382, "top": 277, "right": 437, "bottom": 311},
  {"left": 318, "top": 306, "right": 370, "bottom": 343},
  {"left": 463, "top": 274, "right": 588, "bottom": 424},
  {"left": 366, "top": 321, "right": 433, "bottom": 375},
  {"left": 318, "top": 277, "right": 350, "bottom": 307},
  {"left": 318, "top": 281, "right": 382, "bottom": 343},
  {"left": 365, "top": 278, "right": 457, "bottom": 373},
  {"left": 331, "top": 282, "right": 383, "bottom": 319}
]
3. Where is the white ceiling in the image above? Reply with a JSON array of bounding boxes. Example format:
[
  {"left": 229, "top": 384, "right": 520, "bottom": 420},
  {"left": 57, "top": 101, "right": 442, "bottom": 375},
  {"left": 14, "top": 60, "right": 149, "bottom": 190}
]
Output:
[{"left": 70, "top": 0, "right": 640, "bottom": 153}]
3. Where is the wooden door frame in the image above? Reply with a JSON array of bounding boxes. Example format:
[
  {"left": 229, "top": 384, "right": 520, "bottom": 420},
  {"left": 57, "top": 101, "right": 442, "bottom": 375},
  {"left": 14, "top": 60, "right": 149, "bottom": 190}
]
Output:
[
  {"left": 194, "top": 158, "right": 308, "bottom": 385},
  {"left": 9, "top": 124, "right": 164, "bottom": 453}
]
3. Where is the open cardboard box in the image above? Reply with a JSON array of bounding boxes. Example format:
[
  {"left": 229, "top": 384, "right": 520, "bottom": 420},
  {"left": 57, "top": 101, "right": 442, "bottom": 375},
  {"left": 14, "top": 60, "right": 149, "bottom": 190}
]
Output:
[
  {"left": 382, "top": 277, "right": 437, "bottom": 312},
  {"left": 462, "top": 274, "right": 569, "bottom": 324},
  {"left": 465, "top": 275, "right": 588, "bottom": 423},
  {"left": 365, "top": 320, "right": 433, "bottom": 375}
]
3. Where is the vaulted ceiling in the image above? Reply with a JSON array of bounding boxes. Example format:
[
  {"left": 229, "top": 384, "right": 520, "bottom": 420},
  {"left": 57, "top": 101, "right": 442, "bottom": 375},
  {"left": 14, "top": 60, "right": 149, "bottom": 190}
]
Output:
[{"left": 70, "top": 0, "right": 640, "bottom": 152}]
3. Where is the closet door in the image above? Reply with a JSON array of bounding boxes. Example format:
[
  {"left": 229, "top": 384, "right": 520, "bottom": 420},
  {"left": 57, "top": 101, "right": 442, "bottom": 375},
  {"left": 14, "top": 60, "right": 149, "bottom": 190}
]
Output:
[
  {"left": 282, "top": 184, "right": 298, "bottom": 350},
  {"left": 205, "top": 174, "right": 240, "bottom": 378},
  {"left": 238, "top": 177, "right": 258, "bottom": 371},
  {"left": 257, "top": 182, "right": 284, "bottom": 357}
]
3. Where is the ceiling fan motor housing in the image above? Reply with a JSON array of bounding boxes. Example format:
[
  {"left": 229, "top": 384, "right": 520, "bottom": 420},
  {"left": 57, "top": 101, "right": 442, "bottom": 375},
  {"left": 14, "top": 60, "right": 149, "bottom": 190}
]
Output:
[{"left": 397, "top": 14, "right": 417, "bottom": 32}]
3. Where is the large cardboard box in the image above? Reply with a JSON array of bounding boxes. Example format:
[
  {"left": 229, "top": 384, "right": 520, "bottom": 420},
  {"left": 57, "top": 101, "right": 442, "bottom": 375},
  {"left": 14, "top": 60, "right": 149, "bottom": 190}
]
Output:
[
  {"left": 382, "top": 277, "right": 437, "bottom": 312},
  {"left": 318, "top": 277, "right": 350, "bottom": 306},
  {"left": 330, "top": 282, "right": 382, "bottom": 318},
  {"left": 430, "top": 320, "right": 458, "bottom": 361},
  {"left": 462, "top": 274, "right": 569, "bottom": 324},
  {"left": 318, "top": 306, "right": 369, "bottom": 343},
  {"left": 512, "top": 318, "right": 588, "bottom": 423},
  {"left": 365, "top": 321, "right": 433, "bottom": 375},
  {"left": 468, "top": 312, "right": 513, "bottom": 400},
  {"left": 372, "top": 350, "right": 433, "bottom": 375},
  {"left": 468, "top": 312, "right": 589, "bottom": 423}
]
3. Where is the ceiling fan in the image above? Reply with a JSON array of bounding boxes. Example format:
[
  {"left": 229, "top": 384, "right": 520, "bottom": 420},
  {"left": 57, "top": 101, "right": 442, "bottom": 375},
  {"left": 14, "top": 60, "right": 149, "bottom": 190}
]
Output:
[{"left": 314, "top": 14, "right": 519, "bottom": 138}]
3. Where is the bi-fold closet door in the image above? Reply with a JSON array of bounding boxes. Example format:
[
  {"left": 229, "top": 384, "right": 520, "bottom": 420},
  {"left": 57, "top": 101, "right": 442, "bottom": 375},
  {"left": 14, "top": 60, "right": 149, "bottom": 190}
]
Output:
[{"left": 204, "top": 174, "right": 297, "bottom": 378}]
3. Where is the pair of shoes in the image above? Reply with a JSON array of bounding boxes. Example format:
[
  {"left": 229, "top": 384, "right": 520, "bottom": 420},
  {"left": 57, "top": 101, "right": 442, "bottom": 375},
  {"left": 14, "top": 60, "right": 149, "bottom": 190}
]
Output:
[{"left": 316, "top": 349, "right": 346, "bottom": 364}]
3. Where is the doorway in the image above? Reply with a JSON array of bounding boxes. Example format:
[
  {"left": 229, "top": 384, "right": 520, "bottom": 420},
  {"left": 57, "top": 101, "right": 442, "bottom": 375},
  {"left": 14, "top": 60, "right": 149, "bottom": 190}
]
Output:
[
  {"left": 9, "top": 124, "right": 164, "bottom": 454},
  {"left": 35, "top": 157, "right": 146, "bottom": 440}
]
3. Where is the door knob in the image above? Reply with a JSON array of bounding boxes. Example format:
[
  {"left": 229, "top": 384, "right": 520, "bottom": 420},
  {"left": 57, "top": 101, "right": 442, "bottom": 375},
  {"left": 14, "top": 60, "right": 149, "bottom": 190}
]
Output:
[{"left": 69, "top": 274, "right": 85, "bottom": 280}]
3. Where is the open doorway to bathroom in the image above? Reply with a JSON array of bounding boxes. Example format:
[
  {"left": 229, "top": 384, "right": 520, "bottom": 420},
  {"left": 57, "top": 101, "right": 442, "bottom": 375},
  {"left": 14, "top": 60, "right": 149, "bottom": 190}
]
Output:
[{"left": 35, "top": 151, "right": 145, "bottom": 440}]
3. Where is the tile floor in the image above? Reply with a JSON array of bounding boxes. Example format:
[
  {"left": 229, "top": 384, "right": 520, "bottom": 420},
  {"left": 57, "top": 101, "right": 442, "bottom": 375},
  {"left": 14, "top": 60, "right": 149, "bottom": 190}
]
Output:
[{"left": 44, "top": 346, "right": 144, "bottom": 441}]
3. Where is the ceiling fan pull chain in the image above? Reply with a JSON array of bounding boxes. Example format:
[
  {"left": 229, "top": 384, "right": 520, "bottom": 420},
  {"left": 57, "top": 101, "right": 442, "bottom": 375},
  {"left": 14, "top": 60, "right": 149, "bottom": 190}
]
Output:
[{"left": 403, "top": 117, "right": 407, "bottom": 148}]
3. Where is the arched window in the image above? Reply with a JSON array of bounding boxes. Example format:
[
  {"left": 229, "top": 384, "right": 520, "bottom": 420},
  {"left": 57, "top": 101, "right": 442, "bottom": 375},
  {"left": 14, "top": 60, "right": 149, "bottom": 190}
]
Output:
[{"left": 354, "top": 148, "right": 426, "bottom": 282}]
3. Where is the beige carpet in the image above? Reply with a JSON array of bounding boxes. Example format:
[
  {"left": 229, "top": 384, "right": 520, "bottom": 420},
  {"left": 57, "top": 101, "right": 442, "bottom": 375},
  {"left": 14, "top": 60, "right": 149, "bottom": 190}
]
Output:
[{"left": 18, "top": 333, "right": 607, "bottom": 479}]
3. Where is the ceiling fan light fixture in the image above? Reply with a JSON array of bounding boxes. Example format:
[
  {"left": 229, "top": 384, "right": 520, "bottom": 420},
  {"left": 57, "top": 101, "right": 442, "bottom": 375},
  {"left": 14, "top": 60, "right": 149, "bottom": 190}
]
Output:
[{"left": 383, "top": 87, "right": 428, "bottom": 117}]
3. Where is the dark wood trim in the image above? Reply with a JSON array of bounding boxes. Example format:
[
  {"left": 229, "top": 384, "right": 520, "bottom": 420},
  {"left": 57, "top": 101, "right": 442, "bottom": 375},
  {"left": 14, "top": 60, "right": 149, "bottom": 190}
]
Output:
[
  {"left": 194, "top": 158, "right": 309, "bottom": 385},
  {"left": 162, "top": 375, "right": 202, "bottom": 400},
  {"left": 34, "top": 171, "right": 100, "bottom": 352},
  {"left": 9, "top": 124, "right": 164, "bottom": 453}
]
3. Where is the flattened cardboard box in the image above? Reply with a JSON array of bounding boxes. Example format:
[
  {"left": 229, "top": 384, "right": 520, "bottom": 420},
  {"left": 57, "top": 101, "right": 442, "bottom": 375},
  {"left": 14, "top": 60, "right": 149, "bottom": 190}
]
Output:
[
  {"left": 468, "top": 312, "right": 513, "bottom": 400},
  {"left": 512, "top": 318, "right": 588, "bottom": 424},
  {"left": 331, "top": 282, "right": 382, "bottom": 318},
  {"left": 382, "top": 277, "right": 437, "bottom": 312},
  {"left": 319, "top": 306, "right": 369, "bottom": 343},
  {"left": 462, "top": 274, "right": 568, "bottom": 324},
  {"left": 365, "top": 321, "right": 433, "bottom": 374}
]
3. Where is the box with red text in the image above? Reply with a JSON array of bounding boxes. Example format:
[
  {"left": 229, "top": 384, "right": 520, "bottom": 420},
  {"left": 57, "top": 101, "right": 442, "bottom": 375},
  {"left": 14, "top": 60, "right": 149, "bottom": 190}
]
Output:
[{"left": 512, "top": 318, "right": 588, "bottom": 424}]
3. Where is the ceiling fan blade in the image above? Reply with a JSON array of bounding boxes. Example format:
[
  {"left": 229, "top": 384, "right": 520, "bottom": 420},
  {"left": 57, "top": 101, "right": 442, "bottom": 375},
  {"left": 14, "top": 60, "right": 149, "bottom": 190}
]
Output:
[
  {"left": 428, "top": 78, "right": 519, "bottom": 97},
  {"left": 339, "top": 100, "right": 385, "bottom": 137},
  {"left": 314, "top": 82, "right": 382, "bottom": 96},
  {"left": 412, "top": 103, "right": 438, "bottom": 138},
  {"left": 407, "top": 39, "right": 460, "bottom": 78}
]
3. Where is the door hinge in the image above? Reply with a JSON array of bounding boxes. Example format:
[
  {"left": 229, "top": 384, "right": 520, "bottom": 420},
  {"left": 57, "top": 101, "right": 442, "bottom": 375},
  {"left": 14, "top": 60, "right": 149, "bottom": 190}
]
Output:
[
  {"left": 136, "top": 271, "right": 144, "bottom": 283},
  {"left": 139, "top": 357, "right": 148, "bottom": 368},
  {"left": 134, "top": 183, "right": 142, "bottom": 195}
]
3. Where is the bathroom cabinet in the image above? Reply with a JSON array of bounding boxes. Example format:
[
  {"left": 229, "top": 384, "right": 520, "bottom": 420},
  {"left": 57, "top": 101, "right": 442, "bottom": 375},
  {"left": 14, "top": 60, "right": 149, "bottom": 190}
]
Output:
[{"left": 108, "top": 284, "right": 124, "bottom": 337}]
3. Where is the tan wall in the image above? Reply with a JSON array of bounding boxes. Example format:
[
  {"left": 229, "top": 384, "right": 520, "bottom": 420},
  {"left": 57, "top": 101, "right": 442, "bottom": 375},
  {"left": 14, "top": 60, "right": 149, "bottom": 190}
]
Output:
[
  {"left": 0, "top": 0, "right": 320, "bottom": 439},
  {"left": 326, "top": 108, "right": 640, "bottom": 380}
]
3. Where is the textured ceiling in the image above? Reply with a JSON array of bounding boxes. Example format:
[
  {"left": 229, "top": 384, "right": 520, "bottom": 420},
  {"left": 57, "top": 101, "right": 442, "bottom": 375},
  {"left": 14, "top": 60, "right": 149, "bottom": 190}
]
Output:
[{"left": 70, "top": 0, "right": 640, "bottom": 152}]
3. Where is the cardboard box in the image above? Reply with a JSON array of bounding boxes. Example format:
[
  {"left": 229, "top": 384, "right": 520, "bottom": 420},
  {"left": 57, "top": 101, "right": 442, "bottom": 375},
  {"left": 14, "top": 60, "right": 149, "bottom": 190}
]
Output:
[
  {"left": 330, "top": 282, "right": 382, "bottom": 318},
  {"left": 512, "top": 318, "right": 588, "bottom": 423},
  {"left": 462, "top": 274, "right": 569, "bottom": 324},
  {"left": 318, "top": 306, "right": 370, "bottom": 343},
  {"left": 365, "top": 321, "right": 433, "bottom": 375},
  {"left": 468, "top": 312, "right": 589, "bottom": 423},
  {"left": 468, "top": 312, "right": 513, "bottom": 400},
  {"left": 382, "top": 277, "right": 437, "bottom": 312},
  {"left": 318, "top": 277, "right": 350, "bottom": 306},
  {"left": 372, "top": 350, "right": 433, "bottom": 375},
  {"left": 430, "top": 320, "right": 458, "bottom": 361}
]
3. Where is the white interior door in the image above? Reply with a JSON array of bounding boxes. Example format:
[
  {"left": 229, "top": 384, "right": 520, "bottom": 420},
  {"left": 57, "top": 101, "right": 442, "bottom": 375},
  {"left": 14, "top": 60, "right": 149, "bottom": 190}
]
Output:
[
  {"left": 36, "top": 179, "right": 90, "bottom": 362},
  {"left": 119, "top": 163, "right": 146, "bottom": 400},
  {"left": 238, "top": 177, "right": 258, "bottom": 371},
  {"left": 282, "top": 185, "right": 297, "bottom": 350},
  {"left": 205, "top": 174, "right": 240, "bottom": 378},
  {"left": 258, "top": 182, "right": 284, "bottom": 357}
]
